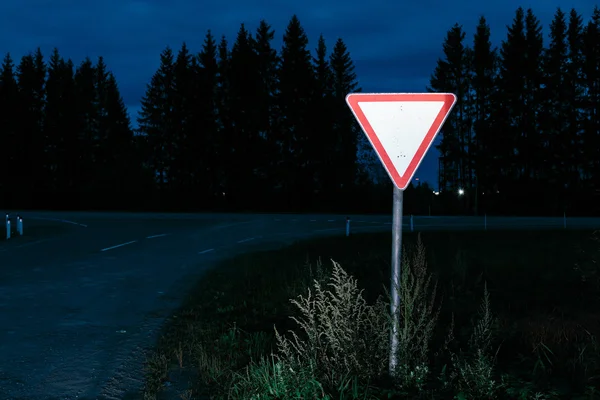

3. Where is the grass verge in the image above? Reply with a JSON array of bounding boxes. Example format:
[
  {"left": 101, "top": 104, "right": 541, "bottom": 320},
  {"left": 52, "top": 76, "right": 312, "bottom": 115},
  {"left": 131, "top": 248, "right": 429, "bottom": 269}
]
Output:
[{"left": 143, "top": 230, "right": 600, "bottom": 399}]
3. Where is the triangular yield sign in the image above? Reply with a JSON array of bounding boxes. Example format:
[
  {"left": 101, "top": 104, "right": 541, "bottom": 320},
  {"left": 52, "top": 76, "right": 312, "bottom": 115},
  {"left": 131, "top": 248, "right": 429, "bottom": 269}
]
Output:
[{"left": 346, "top": 93, "right": 457, "bottom": 190}]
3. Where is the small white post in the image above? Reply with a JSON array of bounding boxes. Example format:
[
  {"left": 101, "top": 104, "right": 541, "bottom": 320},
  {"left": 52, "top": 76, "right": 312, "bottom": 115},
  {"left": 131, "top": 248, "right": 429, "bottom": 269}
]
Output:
[
  {"left": 6, "top": 219, "right": 10, "bottom": 240},
  {"left": 346, "top": 217, "right": 350, "bottom": 237},
  {"left": 18, "top": 217, "right": 23, "bottom": 235},
  {"left": 563, "top": 212, "right": 566, "bottom": 229},
  {"left": 484, "top": 214, "right": 487, "bottom": 231},
  {"left": 410, "top": 215, "right": 414, "bottom": 232}
]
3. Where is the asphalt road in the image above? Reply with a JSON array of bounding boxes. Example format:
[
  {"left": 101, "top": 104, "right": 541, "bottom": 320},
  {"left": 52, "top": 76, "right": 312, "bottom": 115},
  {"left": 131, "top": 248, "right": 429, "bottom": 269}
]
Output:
[{"left": 2, "top": 211, "right": 600, "bottom": 399}]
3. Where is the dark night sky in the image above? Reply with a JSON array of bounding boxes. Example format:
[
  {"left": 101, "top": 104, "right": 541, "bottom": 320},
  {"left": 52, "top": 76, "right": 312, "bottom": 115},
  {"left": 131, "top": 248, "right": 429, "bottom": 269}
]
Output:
[{"left": 0, "top": 0, "right": 597, "bottom": 188}]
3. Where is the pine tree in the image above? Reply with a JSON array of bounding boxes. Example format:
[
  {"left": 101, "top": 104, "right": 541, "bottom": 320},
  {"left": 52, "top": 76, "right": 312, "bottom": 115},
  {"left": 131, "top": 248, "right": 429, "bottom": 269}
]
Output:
[
  {"left": 95, "top": 56, "right": 110, "bottom": 151},
  {"left": 253, "top": 21, "right": 280, "bottom": 202},
  {"left": 101, "top": 73, "right": 137, "bottom": 208},
  {"left": 429, "top": 24, "right": 472, "bottom": 194},
  {"left": 170, "top": 42, "right": 194, "bottom": 199},
  {"left": 311, "top": 35, "right": 335, "bottom": 196},
  {"left": 44, "top": 49, "right": 78, "bottom": 205},
  {"left": 228, "top": 24, "right": 261, "bottom": 206},
  {"left": 0, "top": 54, "right": 19, "bottom": 207},
  {"left": 15, "top": 49, "right": 46, "bottom": 207},
  {"left": 329, "top": 38, "right": 361, "bottom": 193},
  {"left": 582, "top": 7, "right": 600, "bottom": 183},
  {"left": 59, "top": 58, "right": 79, "bottom": 205},
  {"left": 494, "top": 8, "right": 527, "bottom": 188},
  {"left": 92, "top": 56, "right": 113, "bottom": 206},
  {"left": 44, "top": 48, "right": 60, "bottom": 189},
  {"left": 216, "top": 36, "right": 232, "bottom": 201},
  {"left": 74, "top": 57, "right": 98, "bottom": 203},
  {"left": 522, "top": 9, "right": 544, "bottom": 184},
  {"left": 540, "top": 7, "right": 568, "bottom": 209},
  {"left": 314, "top": 35, "right": 333, "bottom": 105},
  {"left": 565, "top": 9, "right": 586, "bottom": 203},
  {"left": 137, "top": 47, "right": 175, "bottom": 198},
  {"left": 471, "top": 16, "right": 497, "bottom": 214},
  {"left": 278, "top": 15, "right": 316, "bottom": 207},
  {"left": 197, "top": 31, "right": 220, "bottom": 205}
]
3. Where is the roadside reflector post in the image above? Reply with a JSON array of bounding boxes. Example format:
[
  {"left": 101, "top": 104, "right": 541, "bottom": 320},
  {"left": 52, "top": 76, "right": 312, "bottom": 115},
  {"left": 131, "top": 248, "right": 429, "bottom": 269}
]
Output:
[
  {"left": 410, "top": 215, "right": 414, "bottom": 232},
  {"left": 346, "top": 91, "right": 457, "bottom": 376},
  {"left": 346, "top": 217, "right": 350, "bottom": 237},
  {"left": 18, "top": 217, "right": 23, "bottom": 235},
  {"left": 6, "top": 219, "right": 10, "bottom": 240}
]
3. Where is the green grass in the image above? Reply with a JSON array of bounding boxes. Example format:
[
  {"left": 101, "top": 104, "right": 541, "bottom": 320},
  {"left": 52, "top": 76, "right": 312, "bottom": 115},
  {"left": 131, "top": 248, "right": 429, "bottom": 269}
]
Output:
[{"left": 143, "top": 230, "right": 600, "bottom": 400}]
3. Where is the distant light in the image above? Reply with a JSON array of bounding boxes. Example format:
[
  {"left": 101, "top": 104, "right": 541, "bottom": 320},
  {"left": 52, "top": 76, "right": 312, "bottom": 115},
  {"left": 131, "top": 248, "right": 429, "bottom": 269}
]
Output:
[
  {"left": 433, "top": 191, "right": 439, "bottom": 195},
  {"left": 458, "top": 188, "right": 465, "bottom": 196}
]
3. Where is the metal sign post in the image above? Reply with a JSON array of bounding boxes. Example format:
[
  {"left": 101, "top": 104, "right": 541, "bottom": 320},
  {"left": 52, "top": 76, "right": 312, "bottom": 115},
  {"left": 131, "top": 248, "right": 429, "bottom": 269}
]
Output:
[{"left": 389, "top": 185, "right": 403, "bottom": 372}]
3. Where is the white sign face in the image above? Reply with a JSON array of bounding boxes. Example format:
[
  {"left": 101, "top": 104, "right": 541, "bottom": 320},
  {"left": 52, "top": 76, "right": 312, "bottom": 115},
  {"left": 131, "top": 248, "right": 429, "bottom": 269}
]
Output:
[{"left": 346, "top": 93, "right": 457, "bottom": 190}]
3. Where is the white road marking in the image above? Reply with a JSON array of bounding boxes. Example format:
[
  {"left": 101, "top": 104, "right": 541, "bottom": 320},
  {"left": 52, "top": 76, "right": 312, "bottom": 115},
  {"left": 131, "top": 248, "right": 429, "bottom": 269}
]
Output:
[
  {"left": 146, "top": 233, "right": 169, "bottom": 239},
  {"left": 314, "top": 228, "right": 340, "bottom": 233},
  {"left": 314, "top": 225, "right": 391, "bottom": 234},
  {"left": 310, "top": 219, "right": 316, "bottom": 222},
  {"left": 237, "top": 237, "right": 256, "bottom": 243},
  {"left": 17, "top": 238, "right": 53, "bottom": 248},
  {"left": 27, "top": 217, "right": 88, "bottom": 227},
  {"left": 100, "top": 240, "right": 137, "bottom": 252},
  {"left": 214, "top": 220, "right": 253, "bottom": 230},
  {"left": 198, "top": 248, "right": 214, "bottom": 254},
  {"left": 327, "top": 219, "right": 335, "bottom": 222}
]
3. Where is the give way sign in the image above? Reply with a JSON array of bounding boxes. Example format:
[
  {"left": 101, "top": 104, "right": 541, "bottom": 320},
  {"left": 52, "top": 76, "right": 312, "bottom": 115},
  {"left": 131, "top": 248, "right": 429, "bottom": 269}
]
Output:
[{"left": 346, "top": 93, "right": 457, "bottom": 190}]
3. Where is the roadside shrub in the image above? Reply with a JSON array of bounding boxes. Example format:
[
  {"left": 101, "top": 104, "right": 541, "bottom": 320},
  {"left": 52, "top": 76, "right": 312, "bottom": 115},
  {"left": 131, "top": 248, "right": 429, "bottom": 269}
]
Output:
[
  {"left": 448, "top": 283, "right": 500, "bottom": 399},
  {"left": 391, "top": 234, "right": 441, "bottom": 390},
  {"left": 230, "top": 260, "right": 389, "bottom": 398}
]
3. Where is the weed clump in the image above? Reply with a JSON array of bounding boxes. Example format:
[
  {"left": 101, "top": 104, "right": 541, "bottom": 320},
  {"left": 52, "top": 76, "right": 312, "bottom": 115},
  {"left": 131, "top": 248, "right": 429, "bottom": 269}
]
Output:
[
  {"left": 230, "top": 259, "right": 389, "bottom": 398},
  {"left": 392, "top": 235, "right": 440, "bottom": 390},
  {"left": 446, "top": 283, "right": 500, "bottom": 399}
]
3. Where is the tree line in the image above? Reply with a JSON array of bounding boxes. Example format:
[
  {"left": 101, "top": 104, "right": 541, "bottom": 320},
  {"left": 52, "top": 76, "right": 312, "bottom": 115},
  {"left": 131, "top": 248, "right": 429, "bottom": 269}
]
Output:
[
  {"left": 7, "top": 9, "right": 599, "bottom": 216},
  {"left": 136, "top": 17, "right": 370, "bottom": 211},
  {"left": 0, "top": 48, "right": 148, "bottom": 210},
  {"left": 431, "top": 6, "right": 600, "bottom": 216},
  {"left": 0, "top": 16, "right": 404, "bottom": 213}
]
